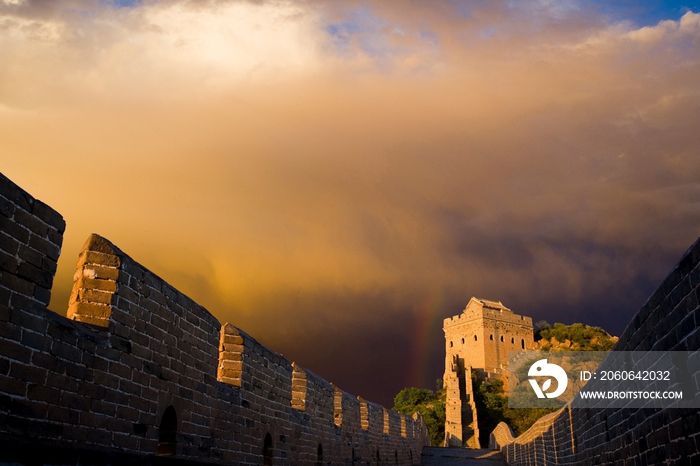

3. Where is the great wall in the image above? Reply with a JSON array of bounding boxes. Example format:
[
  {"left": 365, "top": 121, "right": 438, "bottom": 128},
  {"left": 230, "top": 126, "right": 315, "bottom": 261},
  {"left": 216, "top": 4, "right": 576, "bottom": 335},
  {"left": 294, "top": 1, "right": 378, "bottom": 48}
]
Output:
[
  {"left": 0, "top": 172, "right": 430, "bottom": 465},
  {"left": 1, "top": 169, "right": 699, "bottom": 465}
]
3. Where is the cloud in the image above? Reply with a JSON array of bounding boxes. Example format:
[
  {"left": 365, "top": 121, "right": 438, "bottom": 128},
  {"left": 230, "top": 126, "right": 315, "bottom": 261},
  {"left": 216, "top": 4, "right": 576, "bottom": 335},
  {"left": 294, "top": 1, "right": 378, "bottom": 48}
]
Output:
[{"left": 1, "top": 1, "right": 700, "bottom": 405}]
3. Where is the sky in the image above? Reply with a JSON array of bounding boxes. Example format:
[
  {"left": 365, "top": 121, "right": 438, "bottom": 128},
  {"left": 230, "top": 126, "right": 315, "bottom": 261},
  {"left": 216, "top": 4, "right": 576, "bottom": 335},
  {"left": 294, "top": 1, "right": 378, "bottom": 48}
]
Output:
[{"left": 1, "top": 0, "right": 700, "bottom": 407}]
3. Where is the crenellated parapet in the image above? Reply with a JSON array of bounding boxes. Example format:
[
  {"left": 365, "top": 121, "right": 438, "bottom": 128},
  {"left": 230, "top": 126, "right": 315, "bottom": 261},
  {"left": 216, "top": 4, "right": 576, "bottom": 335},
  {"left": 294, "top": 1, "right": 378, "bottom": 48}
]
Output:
[{"left": 0, "top": 172, "right": 430, "bottom": 465}]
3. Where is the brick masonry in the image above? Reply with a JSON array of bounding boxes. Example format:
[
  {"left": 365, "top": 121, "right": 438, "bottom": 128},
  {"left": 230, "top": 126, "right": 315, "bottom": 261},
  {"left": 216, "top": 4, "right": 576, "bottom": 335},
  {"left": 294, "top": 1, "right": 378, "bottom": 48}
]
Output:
[
  {"left": 490, "top": 236, "right": 700, "bottom": 465},
  {"left": 0, "top": 172, "right": 430, "bottom": 465}
]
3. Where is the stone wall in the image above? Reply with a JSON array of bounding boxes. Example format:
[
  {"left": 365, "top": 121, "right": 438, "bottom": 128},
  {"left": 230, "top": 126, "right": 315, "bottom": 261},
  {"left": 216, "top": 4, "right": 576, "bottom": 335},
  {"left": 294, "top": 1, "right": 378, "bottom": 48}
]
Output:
[
  {"left": 0, "top": 172, "right": 430, "bottom": 465},
  {"left": 490, "top": 236, "right": 700, "bottom": 465},
  {"left": 443, "top": 357, "right": 479, "bottom": 449}
]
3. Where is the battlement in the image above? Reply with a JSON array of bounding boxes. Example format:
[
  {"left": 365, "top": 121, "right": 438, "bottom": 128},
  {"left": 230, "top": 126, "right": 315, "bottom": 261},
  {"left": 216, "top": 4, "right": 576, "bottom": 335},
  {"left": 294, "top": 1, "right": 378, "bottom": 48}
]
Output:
[
  {"left": 0, "top": 172, "right": 429, "bottom": 465},
  {"left": 443, "top": 297, "right": 533, "bottom": 328}
]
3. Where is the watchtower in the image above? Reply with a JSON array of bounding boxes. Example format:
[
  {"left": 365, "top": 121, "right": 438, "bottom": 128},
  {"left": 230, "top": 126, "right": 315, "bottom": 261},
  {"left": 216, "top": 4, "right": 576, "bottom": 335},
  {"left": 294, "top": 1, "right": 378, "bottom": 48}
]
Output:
[{"left": 442, "top": 297, "right": 534, "bottom": 447}]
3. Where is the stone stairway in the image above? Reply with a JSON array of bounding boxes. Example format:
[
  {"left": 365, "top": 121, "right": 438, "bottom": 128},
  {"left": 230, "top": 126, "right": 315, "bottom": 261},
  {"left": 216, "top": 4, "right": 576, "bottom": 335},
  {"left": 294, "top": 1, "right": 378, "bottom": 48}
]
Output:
[{"left": 420, "top": 447, "right": 507, "bottom": 466}]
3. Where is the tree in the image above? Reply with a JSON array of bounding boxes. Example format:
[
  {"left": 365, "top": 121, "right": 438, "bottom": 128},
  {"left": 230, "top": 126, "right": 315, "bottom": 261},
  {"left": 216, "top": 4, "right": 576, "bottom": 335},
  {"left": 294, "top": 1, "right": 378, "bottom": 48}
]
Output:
[
  {"left": 392, "top": 382, "right": 445, "bottom": 447},
  {"left": 534, "top": 320, "right": 551, "bottom": 341}
]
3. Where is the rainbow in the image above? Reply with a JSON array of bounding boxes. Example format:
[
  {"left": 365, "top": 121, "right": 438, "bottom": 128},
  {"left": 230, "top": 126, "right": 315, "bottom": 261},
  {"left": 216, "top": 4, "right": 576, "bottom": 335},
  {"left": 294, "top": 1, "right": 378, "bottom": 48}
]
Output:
[{"left": 410, "top": 286, "right": 447, "bottom": 391}]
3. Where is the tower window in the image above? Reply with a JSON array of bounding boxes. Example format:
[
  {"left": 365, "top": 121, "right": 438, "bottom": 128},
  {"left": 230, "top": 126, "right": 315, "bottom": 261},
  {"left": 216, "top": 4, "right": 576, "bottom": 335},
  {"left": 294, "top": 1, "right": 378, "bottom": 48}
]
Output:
[
  {"left": 450, "top": 341, "right": 453, "bottom": 347},
  {"left": 461, "top": 338, "right": 465, "bottom": 344},
  {"left": 521, "top": 339, "right": 525, "bottom": 349},
  {"left": 474, "top": 335, "right": 477, "bottom": 342},
  {"left": 489, "top": 334, "right": 493, "bottom": 340},
  {"left": 500, "top": 336, "right": 504, "bottom": 342},
  {"left": 511, "top": 337, "right": 514, "bottom": 344}
]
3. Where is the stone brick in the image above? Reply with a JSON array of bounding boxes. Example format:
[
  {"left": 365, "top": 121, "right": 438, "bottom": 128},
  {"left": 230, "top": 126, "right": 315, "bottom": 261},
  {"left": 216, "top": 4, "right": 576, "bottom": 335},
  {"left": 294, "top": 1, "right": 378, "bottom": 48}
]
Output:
[
  {"left": 72, "top": 276, "right": 117, "bottom": 293},
  {"left": 51, "top": 340, "right": 84, "bottom": 362},
  {"left": 85, "top": 425, "right": 112, "bottom": 445},
  {"left": 46, "top": 322, "right": 78, "bottom": 346},
  {"left": 0, "top": 287, "right": 10, "bottom": 308},
  {"left": 68, "top": 313, "right": 109, "bottom": 328},
  {"left": 77, "top": 248, "right": 120, "bottom": 269},
  {"left": 0, "top": 320, "right": 21, "bottom": 341},
  {"left": 13, "top": 209, "right": 49, "bottom": 237},
  {"left": 27, "top": 384, "right": 60, "bottom": 403},
  {"left": 47, "top": 227, "right": 63, "bottom": 248},
  {"left": 20, "top": 330, "right": 46, "bottom": 351},
  {"left": 0, "top": 175, "right": 32, "bottom": 210},
  {"left": 8, "top": 297, "right": 47, "bottom": 328},
  {"left": 108, "top": 361, "right": 132, "bottom": 379},
  {"left": 95, "top": 345, "right": 121, "bottom": 362},
  {"left": 46, "top": 372, "right": 78, "bottom": 392},
  {"left": 0, "top": 339, "right": 33, "bottom": 363},
  {"left": 91, "top": 399, "right": 117, "bottom": 416},
  {"left": 18, "top": 245, "right": 43, "bottom": 269},
  {"left": 32, "top": 351, "right": 65, "bottom": 372},
  {"left": 0, "top": 195, "right": 15, "bottom": 218},
  {"left": 48, "top": 405, "right": 80, "bottom": 424},
  {"left": 77, "top": 336, "right": 99, "bottom": 354},
  {"left": 27, "top": 234, "right": 60, "bottom": 262},
  {"left": 9, "top": 362, "right": 47, "bottom": 384},
  {"left": 31, "top": 200, "right": 65, "bottom": 233},
  {"left": 110, "top": 335, "right": 131, "bottom": 354},
  {"left": 0, "top": 217, "right": 29, "bottom": 245},
  {"left": 103, "top": 388, "right": 130, "bottom": 406},
  {"left": 113, "top": 432, "right": 140, "bottom": 450},
  {"left": 60, "top": 392, "right": 91, "bottom": 412},
  {"left": 68, "top": 301, "right": 111, "bottom": 319},
  {"left": 0, "top": 249, "right": 19, "bottom": 274},
  {"left": 0, "top": 376, "right": 27, "bottom": 396},
  {"left": 80, "top": 265, "right": 119, "bottom": 282},
  {"left": 65, "top": 363, "right": 92, "bottom": 381},
  {"left": 75, "top": 382, "right": 105, "bottom": 400},
  {"left": 72, "top": 288, "right": 113, "bottom": 305},
  {"left": 1, "top": 273, "right": 35, "bottom": 300},
  {"left": 33, "top": 286, "right": 51, "bottom": 305}
]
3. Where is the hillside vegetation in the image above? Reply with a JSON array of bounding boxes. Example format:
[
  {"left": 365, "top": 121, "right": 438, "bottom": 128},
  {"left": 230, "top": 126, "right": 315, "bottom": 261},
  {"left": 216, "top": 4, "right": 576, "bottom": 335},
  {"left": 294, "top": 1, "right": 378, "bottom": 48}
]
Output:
[{"left": 533, "top": 321, "right": 618, "bottom": 351}]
